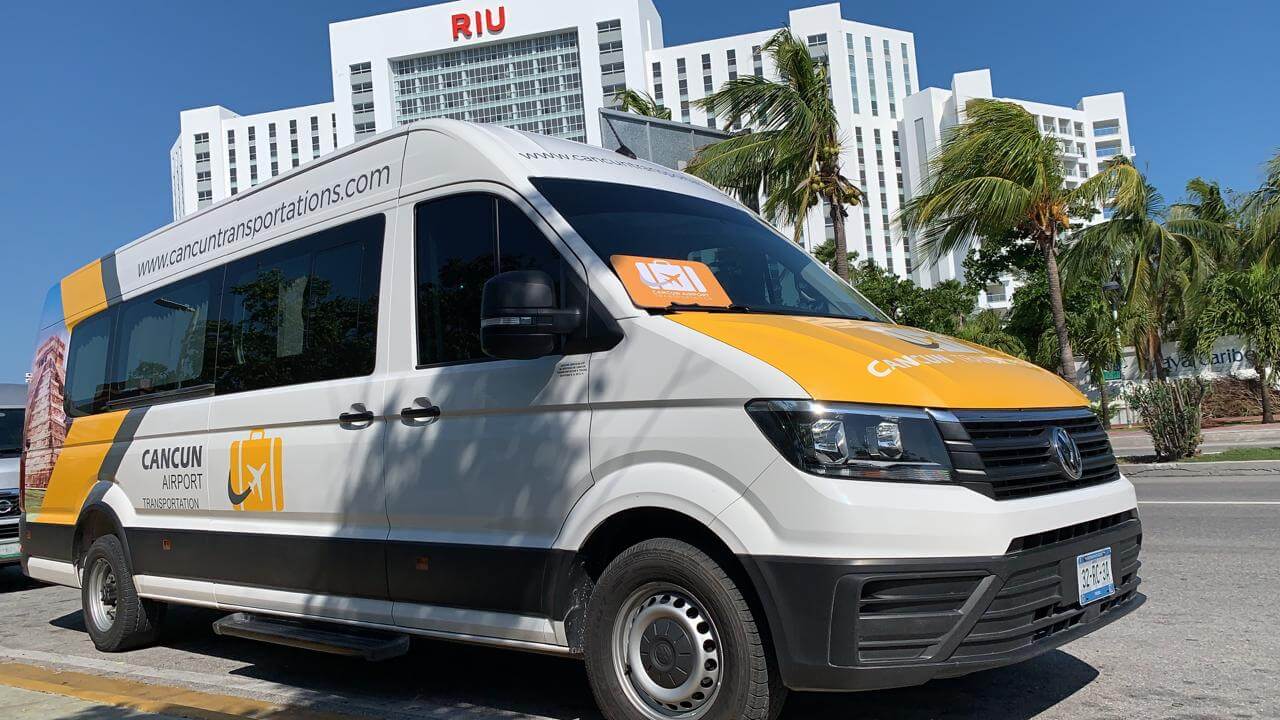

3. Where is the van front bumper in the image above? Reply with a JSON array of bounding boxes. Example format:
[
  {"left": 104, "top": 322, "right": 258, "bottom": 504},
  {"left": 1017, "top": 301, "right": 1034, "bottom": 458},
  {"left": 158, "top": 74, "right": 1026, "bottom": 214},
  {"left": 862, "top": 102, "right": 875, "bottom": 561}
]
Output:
[{"left": 740, "top": 512, "right": 1143, "bottom": 692}]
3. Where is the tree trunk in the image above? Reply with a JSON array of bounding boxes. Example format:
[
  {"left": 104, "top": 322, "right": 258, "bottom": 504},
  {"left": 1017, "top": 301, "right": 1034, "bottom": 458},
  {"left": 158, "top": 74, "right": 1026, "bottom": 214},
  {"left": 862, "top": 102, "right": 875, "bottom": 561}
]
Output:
[
  {"left": 1098, "top": 372, "right": 1110, "bottom": 429},
  {"left": 1262, "top": 365, "right": 1274, "bottom": 424},
  {"left": 1042, "top": 238, "right": 1077, "bottom": 384},
  {"left": 830, "top": 193, "right": 851, "bottom": 283}
]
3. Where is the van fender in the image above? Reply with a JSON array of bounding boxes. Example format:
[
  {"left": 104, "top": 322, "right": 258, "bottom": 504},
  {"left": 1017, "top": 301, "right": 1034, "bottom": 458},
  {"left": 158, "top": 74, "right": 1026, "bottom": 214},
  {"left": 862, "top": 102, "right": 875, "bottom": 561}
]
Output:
[
  {"left": 554, "top": 454, "right": 764, "bottom": 555},
  {"left": 72, "top": 481, "right": 136, "bottom": 568}
]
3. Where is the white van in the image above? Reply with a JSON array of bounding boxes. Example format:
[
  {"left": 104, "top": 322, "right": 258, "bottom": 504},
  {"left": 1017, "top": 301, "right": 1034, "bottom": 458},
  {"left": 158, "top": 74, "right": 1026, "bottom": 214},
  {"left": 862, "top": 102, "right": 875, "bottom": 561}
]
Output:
[
  {"left": 0, "top": 384, "right": 25, "bottom": 565},
  {"left": 21, "top": 120, "right": 1142, "bottom": 720}
]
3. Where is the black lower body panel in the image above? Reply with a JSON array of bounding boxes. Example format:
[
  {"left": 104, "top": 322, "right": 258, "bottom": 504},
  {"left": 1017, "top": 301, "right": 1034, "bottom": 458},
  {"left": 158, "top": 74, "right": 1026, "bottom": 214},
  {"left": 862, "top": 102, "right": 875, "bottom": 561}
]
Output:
[{"left": 740, "top": 517, "right": 1144, "bottom": 692}]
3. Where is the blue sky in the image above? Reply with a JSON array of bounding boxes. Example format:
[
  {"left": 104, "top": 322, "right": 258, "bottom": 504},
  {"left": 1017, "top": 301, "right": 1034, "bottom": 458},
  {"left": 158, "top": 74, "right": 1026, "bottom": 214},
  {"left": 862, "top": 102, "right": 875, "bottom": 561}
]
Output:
[{"left": 0, "top": 0, "right": 1275, "bottom": 382}]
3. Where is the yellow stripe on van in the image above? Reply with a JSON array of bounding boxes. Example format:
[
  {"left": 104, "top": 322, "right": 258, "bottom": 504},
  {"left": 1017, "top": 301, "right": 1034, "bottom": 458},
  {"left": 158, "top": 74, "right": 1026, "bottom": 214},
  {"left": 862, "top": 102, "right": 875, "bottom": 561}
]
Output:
[
  {"left": 28, "top": 410, "right": 130, "bottom": 526},
  {"left": 667, "top": 313, "right": 1087, "bottom": 410},
  {"left": 60, "top": 259, "right": 109, "bottom": 330}
]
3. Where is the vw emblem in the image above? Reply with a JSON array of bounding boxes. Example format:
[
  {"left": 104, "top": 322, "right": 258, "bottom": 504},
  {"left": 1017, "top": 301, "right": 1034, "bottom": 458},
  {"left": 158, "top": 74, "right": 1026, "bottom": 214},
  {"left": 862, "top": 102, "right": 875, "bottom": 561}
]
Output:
[{"left": 1049, "top": 427, "right": 1083, "bottom": 481}]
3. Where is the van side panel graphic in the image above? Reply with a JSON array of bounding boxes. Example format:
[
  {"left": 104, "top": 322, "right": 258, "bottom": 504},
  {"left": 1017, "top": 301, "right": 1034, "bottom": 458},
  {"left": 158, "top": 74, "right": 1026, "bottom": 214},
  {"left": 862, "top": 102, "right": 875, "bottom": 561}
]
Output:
[
  {"left": 229, "top": 429, "right": 284, "bottom": 512},
  {"left": 59, "top": 258, "right": 111, "bottom": 331},
  {"left": 28, "top": 409, "right": 147, "bottom": 526}
]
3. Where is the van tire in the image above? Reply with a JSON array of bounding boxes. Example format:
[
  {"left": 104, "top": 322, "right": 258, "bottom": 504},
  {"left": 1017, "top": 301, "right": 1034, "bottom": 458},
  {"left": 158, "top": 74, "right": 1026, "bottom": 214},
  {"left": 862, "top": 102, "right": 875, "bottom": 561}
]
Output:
[
  {"left": 80, "top": 535, "right": 165, "bottom": 652},
  {"left": 583, "top": 538, "right": 786, "bottom": 720}
]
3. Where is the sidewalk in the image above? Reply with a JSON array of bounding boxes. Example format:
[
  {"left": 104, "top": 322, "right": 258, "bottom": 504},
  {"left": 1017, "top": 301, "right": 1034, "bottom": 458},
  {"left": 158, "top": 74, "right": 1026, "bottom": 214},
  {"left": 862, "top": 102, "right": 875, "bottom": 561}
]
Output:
[
  {"left": 1109, "top": 423, "right": 1280, "bottom": 457},
  {"left": 0, "top": 661, "right": 358, "bottom": 720},
  {"left": 1, "top": 683, "right": 188, "bottom": 720}
]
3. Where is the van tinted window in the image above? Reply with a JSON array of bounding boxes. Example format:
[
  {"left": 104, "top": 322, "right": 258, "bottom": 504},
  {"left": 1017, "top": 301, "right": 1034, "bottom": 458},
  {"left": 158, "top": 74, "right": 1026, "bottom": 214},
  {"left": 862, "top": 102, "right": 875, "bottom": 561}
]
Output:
[
  {"left": 217, "top": 214, "right": 384, "bottom": 393},
  {"left": 65, "top": 311, "right": 115, "bottom": 417},
  {"left": 110, "top": 272, "right": 216, "bottom": 403},
  {"left": 415, "top": 195, "right": 568, "bottom": 366}
]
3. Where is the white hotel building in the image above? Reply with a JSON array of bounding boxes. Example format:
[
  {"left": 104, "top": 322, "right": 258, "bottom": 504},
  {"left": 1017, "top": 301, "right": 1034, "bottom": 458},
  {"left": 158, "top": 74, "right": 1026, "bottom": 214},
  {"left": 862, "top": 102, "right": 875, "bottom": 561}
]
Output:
[
  {"left": 902, "top": 69, "right": 1134, "bottom": 306},
  {"left": 168, "top": 0, "right": 1131, "bottom": 298}
]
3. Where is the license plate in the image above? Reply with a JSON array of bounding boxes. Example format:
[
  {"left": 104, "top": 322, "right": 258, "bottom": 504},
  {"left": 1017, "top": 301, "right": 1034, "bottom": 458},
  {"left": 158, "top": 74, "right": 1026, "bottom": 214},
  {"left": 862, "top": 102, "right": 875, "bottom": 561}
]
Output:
[
  {"left": 1077, "top": 548, "right": 1115, "bottom": 605},
  {"left": 0, "top": 540, "right": 18, "bottom": 559}
]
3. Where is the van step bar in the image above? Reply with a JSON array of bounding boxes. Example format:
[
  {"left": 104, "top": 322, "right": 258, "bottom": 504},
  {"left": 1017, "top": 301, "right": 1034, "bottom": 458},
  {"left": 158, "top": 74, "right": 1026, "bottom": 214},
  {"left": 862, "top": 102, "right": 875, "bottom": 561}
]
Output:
[{"left": 212, "top": 613, "right": 410, "bottom": 661}]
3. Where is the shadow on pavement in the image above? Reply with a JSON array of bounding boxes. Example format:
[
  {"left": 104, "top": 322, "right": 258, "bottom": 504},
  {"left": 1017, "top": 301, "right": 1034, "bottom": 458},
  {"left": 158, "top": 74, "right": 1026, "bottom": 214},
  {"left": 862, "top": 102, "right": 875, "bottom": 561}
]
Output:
[
  {"left": 45, "top": 602, "right": 1101, "bottom": 720},
  {"left": 0, "top": 565, "right": 42, "bottom": 594}
]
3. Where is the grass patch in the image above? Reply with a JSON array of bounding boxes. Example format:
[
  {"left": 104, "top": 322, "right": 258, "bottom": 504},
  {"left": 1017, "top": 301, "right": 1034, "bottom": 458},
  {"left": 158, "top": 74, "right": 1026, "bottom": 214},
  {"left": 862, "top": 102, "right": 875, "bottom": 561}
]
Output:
[{"left": 1184, "top": 447, "right": 1280, "bottom": 462}]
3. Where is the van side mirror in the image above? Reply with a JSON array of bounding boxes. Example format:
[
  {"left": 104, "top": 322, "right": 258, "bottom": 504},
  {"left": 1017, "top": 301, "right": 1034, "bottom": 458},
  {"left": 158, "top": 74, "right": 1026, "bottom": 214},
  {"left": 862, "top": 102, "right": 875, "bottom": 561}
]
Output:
[{"left": 481, "top": 270, "right": 581, "bottom": 360}]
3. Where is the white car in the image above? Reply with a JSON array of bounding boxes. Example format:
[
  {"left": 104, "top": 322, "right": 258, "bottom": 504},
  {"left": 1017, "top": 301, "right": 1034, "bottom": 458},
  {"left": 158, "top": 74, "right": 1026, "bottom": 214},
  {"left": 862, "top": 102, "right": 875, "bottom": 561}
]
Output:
[
  {"left": 0, "top": 384, "right": 25, "bottom": 566},
  {"left": 21, "top": 121, "right": 1142, "bottom": 720}
]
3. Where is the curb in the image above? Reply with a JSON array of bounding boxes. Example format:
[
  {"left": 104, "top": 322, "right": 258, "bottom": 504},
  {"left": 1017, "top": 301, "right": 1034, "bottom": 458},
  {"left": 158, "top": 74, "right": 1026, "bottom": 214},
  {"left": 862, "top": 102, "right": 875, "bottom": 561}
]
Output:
[{"left": 1119, "top": 460, "right": 1280, "bottom": 476}]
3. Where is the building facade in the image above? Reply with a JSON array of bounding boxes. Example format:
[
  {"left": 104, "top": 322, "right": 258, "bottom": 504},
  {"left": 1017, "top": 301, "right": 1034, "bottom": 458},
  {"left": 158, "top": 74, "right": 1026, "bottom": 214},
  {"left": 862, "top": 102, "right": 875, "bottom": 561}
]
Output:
[
  {"left": 170, "top": 103, "right": 339, "bottom": 219},
  {"left": 900, "top": 69, "right": 1135, "bottom": 308},
  {"left": 328, "top": 0, "right": 663, "bottom": 148},
  {"left": 166, "top": 2, "right": 1131, "bottom": 303}
]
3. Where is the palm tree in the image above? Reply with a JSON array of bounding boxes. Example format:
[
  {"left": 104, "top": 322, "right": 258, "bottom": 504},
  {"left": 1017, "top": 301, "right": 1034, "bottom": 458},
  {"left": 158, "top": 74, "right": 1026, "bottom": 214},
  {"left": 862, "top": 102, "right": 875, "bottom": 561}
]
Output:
[
  {"left": 1241, "top": 150, "right": 1280, "bottom": 266},
  {"left": 955, "top": 309, "right": 1027, "bottom": 358},
  {"left": 687, "top": 30, "right": 863, "bottom": 281},
  {"left": 1190, "top": 263, "right": 1280, "bottom": 423},
  {"left": 1064, "top": 169, "right": 1232, "bottom": 380},
  {"left": 898, "top": 99, "right": 1145, "bottom": 384},
  {"left": 614, "top": 89, "right": 672, "bottom": 121}
]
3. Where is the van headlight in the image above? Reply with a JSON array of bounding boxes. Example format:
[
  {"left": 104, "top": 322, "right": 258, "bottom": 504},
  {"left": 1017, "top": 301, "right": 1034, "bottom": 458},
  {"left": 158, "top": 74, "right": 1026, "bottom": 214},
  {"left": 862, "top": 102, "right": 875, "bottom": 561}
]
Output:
[{"left": 746, "top": 400, "right": 954, "bottom": 483}]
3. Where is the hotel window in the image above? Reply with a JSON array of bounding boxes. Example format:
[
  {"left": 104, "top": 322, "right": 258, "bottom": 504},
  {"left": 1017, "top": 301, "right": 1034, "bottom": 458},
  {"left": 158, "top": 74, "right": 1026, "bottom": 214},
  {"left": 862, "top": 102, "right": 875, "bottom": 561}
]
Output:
[
  {"left": 310, "top": 116, "right": 321, "bottom": 159},
  {"left": 677, "top": 57, "right": 689, "bottom": 122},
  {"left": 883, "top": 40, "right": 896, "bottom": 119},
  {"left": 864, "top": 37, "right": 878, "bottom": 117},
  {"left": 806, "top": 33, "right": 828, "bottom": 64},
  {"left": 901, "top": 43, "right": 912, "bottom": 95},
  {"left": 856, "top": 128, "right": 872, "bottom": 257},
  {"left": 268, "top": 123, "right": 279, "bottom": 177},
  {"left": 193, "top": 132, "right": 210, "bottom": 164},
  {"left": 227, "top": 129, "right": 237, "bottom": 195},
  {"left": 875, "top": 129, "right": 892, "bottom": 266},
  {"left": 389, "top": 30, "right": 588, "bottom": 142},
  {"left": 197, "top": 189, "right": 212, "bottom": 207},
  {"left": 726, "top": 49, "right": 737, "bottom": 80},
  {"left": 702, "top": 53, "right": 713, "bottom": 94},
  {"left": 196, "top": 170, "right": 211, "bottom": 183},
  {"left": 350, "top": 61, "right": 376, "bottom": 137},
  {"left": 751, "top": 45, "right": 763, "bottom": 77},
  {"left": 652, "top": 61, "right": 664, "bottom": 103},
  {"left": 289, "top": 119, "right": 300, "bottom": 167},
  {"left": 844, "top": 35, "right": 860, "bottom": 114},
  {"left": 598, "top": 19, "right": 625, "bottom": 109},
  {"left": 893, "top": 130, "right": 909, "bottom": 272}
]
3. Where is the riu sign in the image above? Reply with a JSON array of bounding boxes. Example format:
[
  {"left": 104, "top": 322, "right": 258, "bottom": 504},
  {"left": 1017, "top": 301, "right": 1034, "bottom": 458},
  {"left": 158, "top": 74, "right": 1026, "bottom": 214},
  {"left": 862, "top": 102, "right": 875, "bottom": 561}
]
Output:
[{"left": 452, "top": 6, "right": 506, "bottom": 41}]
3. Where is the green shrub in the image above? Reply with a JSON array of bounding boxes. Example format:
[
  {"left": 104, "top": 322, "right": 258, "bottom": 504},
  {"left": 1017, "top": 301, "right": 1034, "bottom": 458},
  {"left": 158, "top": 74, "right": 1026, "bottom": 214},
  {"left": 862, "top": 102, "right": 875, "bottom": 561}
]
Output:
[{"left": 1125, "top": 378, "right": 1208, "bottom": 461}]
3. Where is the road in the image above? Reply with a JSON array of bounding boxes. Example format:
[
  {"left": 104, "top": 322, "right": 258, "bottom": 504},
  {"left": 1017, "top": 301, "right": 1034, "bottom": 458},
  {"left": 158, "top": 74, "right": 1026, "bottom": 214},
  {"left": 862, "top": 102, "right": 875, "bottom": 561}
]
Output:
[
  {"left": 2, "top": 469, "right": 1278, "bottom": 720},
  {"left": 1109, "top": 423, "right": 1280, "bottom": 457}
]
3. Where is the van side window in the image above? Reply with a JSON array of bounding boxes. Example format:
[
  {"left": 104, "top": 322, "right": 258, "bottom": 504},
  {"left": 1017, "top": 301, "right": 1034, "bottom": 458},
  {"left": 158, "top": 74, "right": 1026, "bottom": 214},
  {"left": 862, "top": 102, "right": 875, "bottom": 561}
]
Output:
[
  {"left": 414, "top": 194, "right": 568, "bottom": 366},
  {"left": 216, "top": 214, "right": 384, "bottom": 393},
  {"left": 109, "top": 272, "right": 217, "bottom": 404},
  {"left": 65, "top": 311, "right": 115, "bottom": 417}
]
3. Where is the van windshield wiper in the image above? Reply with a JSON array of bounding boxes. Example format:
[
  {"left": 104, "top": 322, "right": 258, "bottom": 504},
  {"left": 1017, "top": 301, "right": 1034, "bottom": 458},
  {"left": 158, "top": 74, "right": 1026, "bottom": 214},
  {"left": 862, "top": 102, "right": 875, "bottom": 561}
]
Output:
[{"left": 657, "top": 303, "right": 753, "bottom": 314}]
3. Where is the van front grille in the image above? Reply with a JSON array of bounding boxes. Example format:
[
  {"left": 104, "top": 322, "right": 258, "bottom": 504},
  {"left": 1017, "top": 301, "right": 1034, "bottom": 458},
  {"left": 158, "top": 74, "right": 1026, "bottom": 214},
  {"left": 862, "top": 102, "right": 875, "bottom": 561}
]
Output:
[{"left": 937, "top": 409, "right": 1121, "bottom": 500}]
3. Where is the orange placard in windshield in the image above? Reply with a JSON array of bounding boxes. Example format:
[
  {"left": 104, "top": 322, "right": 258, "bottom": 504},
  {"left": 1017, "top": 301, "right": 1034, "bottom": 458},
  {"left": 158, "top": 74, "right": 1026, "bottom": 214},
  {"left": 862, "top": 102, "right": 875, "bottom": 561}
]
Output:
[{"left": 611, "top": 255, "right": 732, "bottom": 309}]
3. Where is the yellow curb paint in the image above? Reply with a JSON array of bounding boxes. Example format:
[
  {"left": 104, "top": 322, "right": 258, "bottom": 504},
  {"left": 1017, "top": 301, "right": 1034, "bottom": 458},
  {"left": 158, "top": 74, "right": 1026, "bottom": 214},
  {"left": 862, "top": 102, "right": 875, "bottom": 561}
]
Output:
[{"left": 0, "top": 662, "right": 358, "bottom": 720}]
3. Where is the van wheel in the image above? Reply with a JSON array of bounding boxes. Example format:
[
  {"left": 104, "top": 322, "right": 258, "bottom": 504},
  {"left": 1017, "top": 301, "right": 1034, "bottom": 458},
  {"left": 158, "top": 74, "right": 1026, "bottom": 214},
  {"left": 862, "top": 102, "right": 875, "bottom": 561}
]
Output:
[
  {"left": 81, "top": 535, "right": 165, "bottom": 651},
  {"left": 584, "top": 538, "right": 786, "bottom": 720}
]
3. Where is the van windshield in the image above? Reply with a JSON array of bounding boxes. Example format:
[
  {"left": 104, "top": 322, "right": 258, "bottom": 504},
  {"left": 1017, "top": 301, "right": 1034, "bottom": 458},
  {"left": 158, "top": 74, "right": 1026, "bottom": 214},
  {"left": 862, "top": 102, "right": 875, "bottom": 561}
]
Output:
[
  {"left": 532, "top": 179, "right": 887, "bottom": 322},
  {"left": 0, "top": 408, "right": 23, "bottom": 458}
]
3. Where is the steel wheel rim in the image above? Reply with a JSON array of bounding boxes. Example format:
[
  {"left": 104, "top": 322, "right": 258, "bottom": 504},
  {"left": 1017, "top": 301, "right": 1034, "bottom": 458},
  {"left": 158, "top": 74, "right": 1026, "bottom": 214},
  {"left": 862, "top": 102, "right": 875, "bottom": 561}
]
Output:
[
  {"left": 611, "top": 583, "right": 723, "bottom": 719},
  {"left": 85, "top": 557, "right": 118, "bottom": 633}
]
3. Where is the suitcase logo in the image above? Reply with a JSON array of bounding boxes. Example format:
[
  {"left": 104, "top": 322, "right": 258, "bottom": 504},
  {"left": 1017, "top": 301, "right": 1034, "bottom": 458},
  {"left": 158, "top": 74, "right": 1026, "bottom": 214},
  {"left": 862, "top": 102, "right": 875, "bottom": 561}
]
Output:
[{"left": 227, "top": 429, "right": 284, "bottom": 512}]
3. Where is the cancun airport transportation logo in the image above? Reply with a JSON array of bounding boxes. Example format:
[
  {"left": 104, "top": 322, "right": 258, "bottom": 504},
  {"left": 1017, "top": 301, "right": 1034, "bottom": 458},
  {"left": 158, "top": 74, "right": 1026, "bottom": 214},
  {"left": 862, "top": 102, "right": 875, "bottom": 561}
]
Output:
[
  {"left": 228, "top": 429, "right": 285, "bottom": 512},
  {"left": 610, "top": 255, "right": 733, "bottom": 309},
  {"left": 636, "top": 259, "right": 710, "bottom": 295}
]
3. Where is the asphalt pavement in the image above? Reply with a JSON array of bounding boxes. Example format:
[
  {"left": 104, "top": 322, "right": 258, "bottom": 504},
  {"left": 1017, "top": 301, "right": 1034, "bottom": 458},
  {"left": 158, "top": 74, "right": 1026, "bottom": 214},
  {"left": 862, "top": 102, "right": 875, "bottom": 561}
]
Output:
[{"left": 1, "top": 468, "right": 1277, "bottom": 720}]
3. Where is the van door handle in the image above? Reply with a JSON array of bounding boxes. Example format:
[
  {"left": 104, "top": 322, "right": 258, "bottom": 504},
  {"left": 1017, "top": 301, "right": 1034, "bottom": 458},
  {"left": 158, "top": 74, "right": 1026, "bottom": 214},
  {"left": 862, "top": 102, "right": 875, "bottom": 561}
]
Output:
[
  {"left": 400, "top": 404, "right": 441, "bottom": 420},
  {"left": 339, "top": 409, "right": 375, "bottom": 423}
]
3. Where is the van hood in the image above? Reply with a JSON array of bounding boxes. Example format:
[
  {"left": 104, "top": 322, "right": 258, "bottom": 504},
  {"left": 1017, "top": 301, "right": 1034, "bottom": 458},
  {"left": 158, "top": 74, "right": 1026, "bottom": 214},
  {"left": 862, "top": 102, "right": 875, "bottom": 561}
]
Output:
[{"left": 668, "top": 313, "right": 1087, "bottom": 409}]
